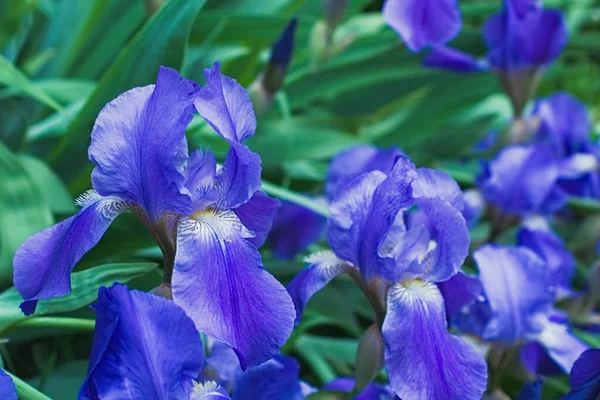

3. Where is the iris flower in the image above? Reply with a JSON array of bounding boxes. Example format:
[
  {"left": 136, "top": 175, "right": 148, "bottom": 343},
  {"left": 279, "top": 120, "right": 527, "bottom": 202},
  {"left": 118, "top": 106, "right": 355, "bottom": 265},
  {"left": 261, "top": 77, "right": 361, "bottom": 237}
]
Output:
[
  {"left": 478, "top": 93, "right": 598, "bottom": 216},
  {"left": 13, "top": 65, "right": 295, "bottom": 369},
  {"left": 424, "top": 0, "right": 567, "bottom": 116},
  {"left": 288, "top": 156, "right": 488, "bottom": 399},
  {"left": 441, "top": 244, "right": 587, "bottom": 377},
  {"left": 382, "top": 0, "right": 461, "bottom": 52},
  {"left": 563, "top": 348, "right": 600, "bottom": 400}
]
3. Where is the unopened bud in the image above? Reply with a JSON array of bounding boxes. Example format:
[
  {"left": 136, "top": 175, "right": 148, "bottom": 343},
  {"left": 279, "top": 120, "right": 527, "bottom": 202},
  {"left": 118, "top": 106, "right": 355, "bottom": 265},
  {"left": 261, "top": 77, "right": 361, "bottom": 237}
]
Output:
[
  {"left": 354, "top": 324, "right": 385, "bottom": 393},
  {"left": 324, "top": 0, "right": 349, "bottom": 33}
]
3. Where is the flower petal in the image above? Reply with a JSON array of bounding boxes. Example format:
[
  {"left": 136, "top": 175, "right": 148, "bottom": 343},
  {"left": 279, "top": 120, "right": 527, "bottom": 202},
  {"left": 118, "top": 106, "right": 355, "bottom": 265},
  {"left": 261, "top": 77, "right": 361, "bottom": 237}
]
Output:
[
  {"left": 0, "top": 369, "right": 17, "bottom": 400},
  {"left": 287, "top": 251, "right": 347, "bottom": 324},
  {"left": 423, "top": 46, "right": 486, "bottom": 72},
  {"left": 172, "top": 211, "right": 295, "bottom": 369},
  {"left": 79, "top": 283, "right": 204, "bottom": 399},
  {"left": 268, "top": 199, "right": 326, "bottom": 260},
  {"left": 216, "top": 143, "right": 262, "bottom": 210},
  {"left": 564, "top": 348, "right": 600, "bottom": 400},
  {"left": 205, "top": 342, "right": 241, "bottom": 385},
  {"left": 474, "top": 245, "right": 555, "bottom": 343},
  {"left": 520, "top": 341, "right": 562, "bottom": 376},
  {"left": 232, "top": 355, "right": 305, "bottom": 400},
  {"left": 462, "top": 189, "right": 484, "bottom": 228},
  {"left": 190, "top": 381, "right": 231, "bottom": 400},
  {"left": 383, "top": 0, "right": 461, "bottom": 52},
  {"left": 382, "top": 280, "right": 487, "bottom": 400},
  {"left": 234, "top": 190, "right": 280, "bottom": 248},
  {"left": 515, "top": 377, "right": 544, "bottom": 400},
  {"left": 14, "top": 191, "right": 127, "bottom": 314},
  {"left": 325, "top": 145, "right": 404, "bottom": 200},
  {"left": 536, "top": 322, "right": 588, "bottom": 373},
  {"left": 195, "top": 63, "right": 257, "bottom": 144},
  {"left": 413, "top": 167, "right": 464, "bottom": 211},
  {"left": 89, "top": 66, "right": 195, "bottom": 221},
  {"left": 325, "top": 378, "right": 396, "bottom": 400},
  {"left": 437, "top": 271, "right": 484, "bottom": 321}
]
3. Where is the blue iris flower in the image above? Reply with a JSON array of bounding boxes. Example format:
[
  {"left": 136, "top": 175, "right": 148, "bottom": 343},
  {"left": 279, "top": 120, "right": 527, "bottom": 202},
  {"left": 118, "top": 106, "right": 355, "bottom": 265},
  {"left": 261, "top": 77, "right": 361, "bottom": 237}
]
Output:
[
  {"left": 563, "top": 348, "right": 600, "bottom": 400},
  {"left": 440, "top": 242, "right": 587, "bottom": 377},
  {"left": 288, "top": 155, "right": 488, "bottom": 399},
  {"left": 80, "top": 283, "right": 310, "bottom": 400},
  {"left": 478, "top": 92, "right": 598, "bottom": 217},
  {"left": 325, "top": 377, "right": 396, "bottom": 399},
  {"left": 13, "top": 64, "right": 295, "bottom": 369},
  {"left": 382, "top": 0, "right": 461, "bottom": 52},
  {"left": 424, "top": 0, "right": 567, "bottom": 116},
  {"left": 0, "top": 369, "right": 17, "bottom": 400}
]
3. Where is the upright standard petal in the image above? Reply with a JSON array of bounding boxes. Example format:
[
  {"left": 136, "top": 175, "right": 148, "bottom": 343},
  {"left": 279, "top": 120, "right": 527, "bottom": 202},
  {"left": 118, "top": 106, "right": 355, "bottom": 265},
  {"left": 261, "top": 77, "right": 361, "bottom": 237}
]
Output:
[
  {"left": 383, "top": 0, "right": 461, "bottom": 52},
  {"left": 325, "top": 145, "right": 404, "bottom": 200},
  {"left": 382, "top": 280, "right": 487, "bottom": 400},
  {"left": 216, "top": 143, "right": 262, "bottom": 210},
  {"left": 533, "top": 92, "right": 592, "bottom": 156},
  {"left": 79, "top": 284, "right": 204, "bottom": 400},
  {"left": 412, "top": 168, "right": 464, "bottom": 211},
  {"left": 268, "top": 200, "right": 326, "bottom": 260},
  {"left": 195, "top": 63, "right": 257, "bottom": 144},
  {"left": 233, "top": 190, "right": 280, "bottom": 248},
  {"left": 563, "top": 348, "right": 600, "bottom": 400},
  {"left": 232, "top": 356, "right": 305, "bottom": 400},
  {"left": 423, "top": 47, "right": 487, "bottom": 73},
  {"left": 474, "top": 245, "right": 555, "bottom": 343},
  {"left": 14, "top": 191, "right": 127, "bottom": 314},
  {"left": 0, "top": 369, "right": 17, "bottom": 400},
  {"left": 172, "top": 210, "right": 295, "bottom": 369},
  {"left": 89, "top": 66, "right": 196, "bottom": 221},
  {"left": 287, "top": 251, "right": 348, "bottom": 324}
]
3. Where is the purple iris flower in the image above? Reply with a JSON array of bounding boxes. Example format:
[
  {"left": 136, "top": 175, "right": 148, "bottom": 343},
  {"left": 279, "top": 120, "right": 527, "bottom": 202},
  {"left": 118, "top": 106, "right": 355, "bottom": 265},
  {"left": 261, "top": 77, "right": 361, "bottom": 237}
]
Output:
[
  {"left": 442, "top": 244, "right": 587, "bottom": 376},
  {"left": 325, "top": 377, "right": 396, "bottom": 399},
  {"left": 563, "top": 348, "right": 600, "bottom": 400},
  {"left": 0, "top": 369, "right": 17, "bottom": 400},
  {"left": 79, "top": 283, "right": 209, "bottom": 399},
  {"left": 424, "top": 0, "right": 567, "bottom": 116},
  {"left": 382, "top": 0, "right": 461, "bottom": 52},
  {"left": 288, "top": 156, "right": 488, "bottom": 399},
  {"left": 13, "top": 64, "right": 295, "bottom": 369},
  {"left": 203, "top": 341, "right": 315, "bottom": 399},
  {"left": 478, "top": 93, "right": 597, "bottom": 217}
]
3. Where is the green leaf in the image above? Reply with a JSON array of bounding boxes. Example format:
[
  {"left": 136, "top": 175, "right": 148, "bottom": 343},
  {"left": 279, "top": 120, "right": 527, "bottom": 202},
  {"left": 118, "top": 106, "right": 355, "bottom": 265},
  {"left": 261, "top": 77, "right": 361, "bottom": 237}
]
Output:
[
  {"left": 48, "top": 0, "right": 206, "bottom": 187},
  {"left": 261, "top": 180, "right": 329, "bottom": 217},
  {"left": 6, "top": 371, "right": 52, "bottom": 400},
  {"left": 0, "top": 54, "right": 62, "bottom": 111},
  {"left": 0, "top": 142, "right": 53, "bottom": 286},
  {"left": 0, "top": 262, "right": 157, "bottom": 334}
]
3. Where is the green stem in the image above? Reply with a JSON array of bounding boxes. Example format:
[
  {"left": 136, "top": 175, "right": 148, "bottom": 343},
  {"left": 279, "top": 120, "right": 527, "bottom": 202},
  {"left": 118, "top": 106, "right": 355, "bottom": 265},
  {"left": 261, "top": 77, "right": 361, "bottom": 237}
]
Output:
[
  {"left": 6, "top": 371, "right": 53, "bottom": 400},
  {"left": 261, "top": 180, "right": 329, "bottom": 218},
  {"left": 15, "top": 317, "right": 95, "bottom": 331}
]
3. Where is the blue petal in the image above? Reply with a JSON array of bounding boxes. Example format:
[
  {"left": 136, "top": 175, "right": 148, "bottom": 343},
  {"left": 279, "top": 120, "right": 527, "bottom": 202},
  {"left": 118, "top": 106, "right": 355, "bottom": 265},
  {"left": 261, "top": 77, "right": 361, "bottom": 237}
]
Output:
[
  {"left": 516, "top": 377, "right": 544, "bottom": 400},
  {"left": 518, "top": 226, "right": 575, "bottom": 293},
  {"left": 185, "top": 148, "right": 219, "bottom": 211},
  {"left": 462, "top": 189, "right": 484, "bottom": 229},
  {"left": 232, "top": 355, "right": 305, "bottom": 400},
  {"left": 325, "top": 378, "right": 396, "bottom": 400},
  {"left": 413, "top": 167, "right": 464, "bottom": 211},
  {"left": 216, "top": 143, "right": 262, "bottom": 210},
  {"left": 172, "top": 211, "right": 295, "bottom": 369},
  {"left": 484, "top": 8, "right": 567, "bottom": 70},
  {"left": 89, "top": 66, "right": 195, "bottom": 222},
  {"left": 474, "top": 245, "right": 555, "bottom": 343},
  {"left": 382, "top": 280, "right": 487, "bottom": 400},
  {"left": 423, "top": 46, "right": 486, "bottom": 72},
  {"left": 325, "top": 145, "right": 404, "bottom": 201},
  {"left": 520, "top": 341, "right": 563, "bottom": 376},
  {"left": 536, "top": 322, "right": 588, "bottom": 374},
  {"left": 533, "top": 92, "right": 592, "bottom": 156},
  {"left": 269, "top": 17, "right": 297, "bottom": 70},
  {"left": 205, "top": 342, "right": 242, "bottom": 386},
  {"left": 79, "top": 283, "right": 204, "bottom": 399},
  {"left": 234, "top": 190, "right": 280, "bottom": 248},
  {"left": 195, "top": 63, "right": 257, "bottom": 144},
  {"left": 478, "top": 145, "right": 565, "bottom": 216},
  {"left": 14, "top": 192, "right": 127, "bottom": 314},
  {"left": 437, "top": 271, "right": 484, "bottom": 322},
  {"left": 563, "top": 348, "right": 600, "bottom": 400},
  {"left": 383, "top": 0, "right": 461, "bottom": 52},
  {"left": 268, "top": 199, "right": 326, "bottom": 260},
  {"left": 0, "top": 369, "right": 17, "bottom": 400},
  {"left": 287, "top": 251, "right": 347, "bottom": 324}
]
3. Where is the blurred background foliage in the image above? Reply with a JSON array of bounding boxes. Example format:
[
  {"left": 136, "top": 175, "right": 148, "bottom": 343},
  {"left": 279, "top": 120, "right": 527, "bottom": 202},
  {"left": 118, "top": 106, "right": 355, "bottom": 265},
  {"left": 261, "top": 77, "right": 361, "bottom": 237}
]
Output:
[{"left": 0, "top": 0, "right": 599, "bottom": 398}]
